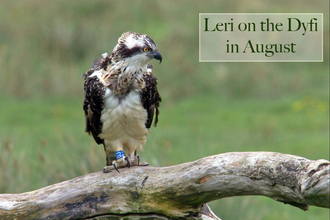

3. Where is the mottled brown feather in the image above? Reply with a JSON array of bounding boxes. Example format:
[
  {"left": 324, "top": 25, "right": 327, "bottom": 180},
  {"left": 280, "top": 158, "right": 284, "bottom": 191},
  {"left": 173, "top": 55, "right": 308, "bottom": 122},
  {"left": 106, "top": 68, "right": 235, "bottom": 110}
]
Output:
[
  {"left": 83, "top": 61, "right": 105, "bottom": 145},
  {"left": 140, "top": 73, "right": 161, "bottom": 129}
]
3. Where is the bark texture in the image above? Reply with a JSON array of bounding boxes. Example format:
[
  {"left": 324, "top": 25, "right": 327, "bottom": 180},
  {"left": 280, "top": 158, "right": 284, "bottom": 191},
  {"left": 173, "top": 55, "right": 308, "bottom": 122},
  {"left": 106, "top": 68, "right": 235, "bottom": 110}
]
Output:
[{"left": 0, "top": 152, "right": 329, "bottom": 220}]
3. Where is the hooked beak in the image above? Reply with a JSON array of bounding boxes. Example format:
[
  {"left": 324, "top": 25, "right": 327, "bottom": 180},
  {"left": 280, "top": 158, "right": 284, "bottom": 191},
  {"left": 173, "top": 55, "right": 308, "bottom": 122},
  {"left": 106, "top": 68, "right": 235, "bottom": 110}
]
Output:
[{"left": 152, "top": 51, "right": 162, "bottom": 63}]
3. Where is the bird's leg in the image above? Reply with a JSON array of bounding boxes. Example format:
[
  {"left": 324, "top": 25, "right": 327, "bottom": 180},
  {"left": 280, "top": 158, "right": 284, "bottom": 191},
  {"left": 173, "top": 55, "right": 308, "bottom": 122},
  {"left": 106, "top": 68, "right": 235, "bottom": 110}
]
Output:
[
  {"left": 112, "top": 150, "right": 130, "bottom": 172},
  {"left": 102, "top": 151, "right": 116, "bottom": 173},
  {"left": 127, "top": 152, "right": 139, "bottom": 166},
  {"left": 127, "top": 150, "right": 149, "bottom": 166},
  {"left": 102, "top": 145, "right": 130, "bottom": 173}
]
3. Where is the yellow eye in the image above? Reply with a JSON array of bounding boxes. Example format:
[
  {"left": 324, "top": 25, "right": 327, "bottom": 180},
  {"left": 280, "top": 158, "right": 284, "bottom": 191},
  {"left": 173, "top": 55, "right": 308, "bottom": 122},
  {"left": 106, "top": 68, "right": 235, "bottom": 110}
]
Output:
[{"left": 143, "top": 47, "right": 149, "bottom": 52}]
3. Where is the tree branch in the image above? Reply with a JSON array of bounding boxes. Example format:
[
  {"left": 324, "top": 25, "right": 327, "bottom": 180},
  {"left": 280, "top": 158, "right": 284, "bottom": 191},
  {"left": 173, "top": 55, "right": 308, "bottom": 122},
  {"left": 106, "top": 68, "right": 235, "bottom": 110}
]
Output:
[{"left": 0, "top": 152, "right": 329, "bottom": 219}]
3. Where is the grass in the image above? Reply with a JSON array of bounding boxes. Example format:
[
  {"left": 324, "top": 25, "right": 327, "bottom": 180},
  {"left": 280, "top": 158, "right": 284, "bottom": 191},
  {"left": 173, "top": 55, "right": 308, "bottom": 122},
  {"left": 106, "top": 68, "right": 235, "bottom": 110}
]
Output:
[
  {"left": 0, "top": 0, "right": 329, "bottom": 219},
  {"left": 0, "top": 93, "right": 328, "bottom": 219}
]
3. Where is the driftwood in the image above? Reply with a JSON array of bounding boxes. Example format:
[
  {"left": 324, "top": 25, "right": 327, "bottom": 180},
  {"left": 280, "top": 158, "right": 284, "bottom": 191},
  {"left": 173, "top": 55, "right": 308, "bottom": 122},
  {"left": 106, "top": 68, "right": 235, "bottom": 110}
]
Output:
[{"left": 0, "top": 152, "right": 329, "bottom": 220}]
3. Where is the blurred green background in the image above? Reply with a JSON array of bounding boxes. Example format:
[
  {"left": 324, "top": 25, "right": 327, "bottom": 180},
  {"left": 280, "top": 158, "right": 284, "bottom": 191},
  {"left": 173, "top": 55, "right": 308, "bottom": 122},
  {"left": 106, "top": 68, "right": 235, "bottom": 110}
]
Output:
[{"left": 0, "top": 0, "right": 329, "bottom": 219}]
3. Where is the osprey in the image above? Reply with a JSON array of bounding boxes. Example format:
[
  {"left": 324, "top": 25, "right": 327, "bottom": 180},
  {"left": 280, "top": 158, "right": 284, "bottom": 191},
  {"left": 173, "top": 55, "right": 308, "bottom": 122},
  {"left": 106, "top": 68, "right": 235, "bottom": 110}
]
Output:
[{"left": 83, "top": 31, "right": 162, "bottom": 173}]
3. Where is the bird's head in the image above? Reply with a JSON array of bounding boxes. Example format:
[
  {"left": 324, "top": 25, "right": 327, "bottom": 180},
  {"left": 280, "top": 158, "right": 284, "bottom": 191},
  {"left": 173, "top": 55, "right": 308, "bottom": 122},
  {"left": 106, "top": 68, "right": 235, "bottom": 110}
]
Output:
[{"left": 111, "top": 31, "right": 162, "bottom": 69}]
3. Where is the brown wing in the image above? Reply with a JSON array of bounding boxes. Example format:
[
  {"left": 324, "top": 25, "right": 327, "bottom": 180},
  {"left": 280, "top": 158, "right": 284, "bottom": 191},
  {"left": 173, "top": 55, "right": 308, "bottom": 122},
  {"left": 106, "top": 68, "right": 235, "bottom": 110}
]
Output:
[
  {"left": 83, "top": 56, "right": 107, "bottom": 145},
  {"left": 83, "top": 75, "right": 105, "bottom": 145},
  {"left": 140, "top": 72, "right": 162, "bottom": 129},
  {"left": 82, "top": 54, "right": 113, "bottom": 145}
]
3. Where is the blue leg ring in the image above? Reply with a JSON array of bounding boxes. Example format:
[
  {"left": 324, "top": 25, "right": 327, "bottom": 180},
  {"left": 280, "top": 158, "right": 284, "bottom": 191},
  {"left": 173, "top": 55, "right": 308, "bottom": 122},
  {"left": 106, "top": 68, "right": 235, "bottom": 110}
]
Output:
[{"left": 115, "top": 150, "right": 125, "bottom": 160}]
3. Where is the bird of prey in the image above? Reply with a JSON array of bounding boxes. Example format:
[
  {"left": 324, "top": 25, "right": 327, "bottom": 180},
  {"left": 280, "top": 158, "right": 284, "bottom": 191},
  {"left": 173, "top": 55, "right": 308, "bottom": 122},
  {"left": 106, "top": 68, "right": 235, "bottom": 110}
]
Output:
[{"left": 83, "top": 31, "right": 162, "bottom": 173}]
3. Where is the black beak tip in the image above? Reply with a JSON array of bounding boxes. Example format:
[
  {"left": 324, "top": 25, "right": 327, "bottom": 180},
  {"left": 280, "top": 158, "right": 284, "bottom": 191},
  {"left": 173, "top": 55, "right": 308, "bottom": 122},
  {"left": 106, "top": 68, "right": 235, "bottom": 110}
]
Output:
[{"left": 153, "top": 52, "right": 162, "bottom": 63}]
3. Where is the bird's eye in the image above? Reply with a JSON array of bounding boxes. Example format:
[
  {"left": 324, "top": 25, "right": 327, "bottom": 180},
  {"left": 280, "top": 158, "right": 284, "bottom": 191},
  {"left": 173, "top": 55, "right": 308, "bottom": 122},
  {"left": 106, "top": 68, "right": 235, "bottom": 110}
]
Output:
[{"left": 143, "top": 47, "right": 149, "bottom": 52}]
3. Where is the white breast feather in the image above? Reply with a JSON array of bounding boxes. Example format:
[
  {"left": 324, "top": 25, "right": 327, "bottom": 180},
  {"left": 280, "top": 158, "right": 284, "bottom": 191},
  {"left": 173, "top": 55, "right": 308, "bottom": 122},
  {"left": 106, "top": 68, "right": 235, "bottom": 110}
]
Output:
[{"left": 100, "top": 87, "right": 148, "bottom": 152}]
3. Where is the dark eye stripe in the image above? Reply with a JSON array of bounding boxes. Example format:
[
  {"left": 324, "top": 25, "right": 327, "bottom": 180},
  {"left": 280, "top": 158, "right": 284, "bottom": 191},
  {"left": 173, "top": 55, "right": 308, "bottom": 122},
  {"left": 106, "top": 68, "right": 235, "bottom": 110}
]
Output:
[{"left": 119, "top": 46, "right": 142, "bottom": 58}]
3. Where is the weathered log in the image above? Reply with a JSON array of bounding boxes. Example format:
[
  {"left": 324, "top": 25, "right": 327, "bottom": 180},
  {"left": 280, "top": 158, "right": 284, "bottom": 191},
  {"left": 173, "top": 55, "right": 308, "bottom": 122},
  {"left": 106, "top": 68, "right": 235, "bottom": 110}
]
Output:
[{"left": 0, "top": 152, "right": 329, "bottom": 220}]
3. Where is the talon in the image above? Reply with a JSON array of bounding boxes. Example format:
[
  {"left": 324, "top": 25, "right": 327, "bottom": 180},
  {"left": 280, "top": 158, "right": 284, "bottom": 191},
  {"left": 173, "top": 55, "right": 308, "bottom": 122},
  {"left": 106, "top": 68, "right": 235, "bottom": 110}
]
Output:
[
  {"left": 140, "top": 162, "right": 150, "bottom": 166},
  {"left": 125, "top": 157, "right": 131, "bottom": 168},
  {"left": 102, "top": 166, "right": 112, "bottom": 173},
  {"left": 113, "top": 162, "right": 120, "bottom": 173},
  {"left": 137, "top": 155, "right": 140, "bottom": 166}
]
